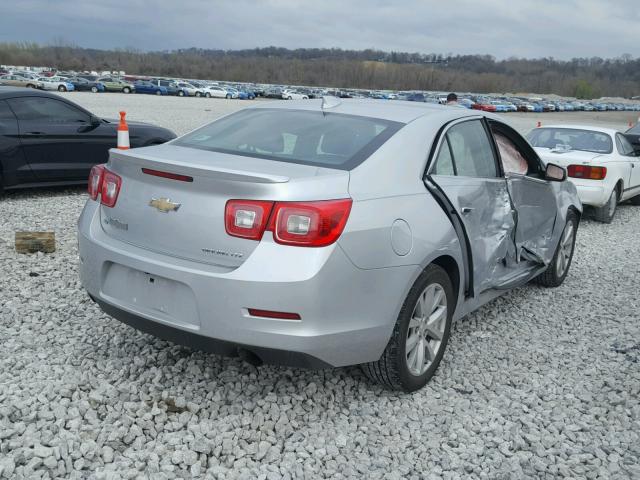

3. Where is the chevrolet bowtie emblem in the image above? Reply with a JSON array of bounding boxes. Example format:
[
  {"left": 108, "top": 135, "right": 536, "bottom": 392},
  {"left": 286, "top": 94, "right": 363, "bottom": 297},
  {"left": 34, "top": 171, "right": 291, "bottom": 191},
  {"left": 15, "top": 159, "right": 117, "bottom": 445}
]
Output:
[{"left": 149, "top": 197, "right": 181, "bottom": 213}]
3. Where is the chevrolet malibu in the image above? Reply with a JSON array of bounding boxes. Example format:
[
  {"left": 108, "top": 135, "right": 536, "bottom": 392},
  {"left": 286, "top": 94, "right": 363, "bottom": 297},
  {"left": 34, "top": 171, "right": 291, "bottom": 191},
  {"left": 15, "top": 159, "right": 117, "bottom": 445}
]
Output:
[{"left": 78, "top": 99, "right": 581, "bottom": 392}]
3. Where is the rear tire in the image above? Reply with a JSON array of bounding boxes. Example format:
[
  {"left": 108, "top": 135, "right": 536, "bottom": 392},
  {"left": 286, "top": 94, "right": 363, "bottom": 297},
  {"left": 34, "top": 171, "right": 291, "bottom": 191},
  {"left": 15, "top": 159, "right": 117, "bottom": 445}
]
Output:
[
  {"left": 178, "top": 90, "right": 185, "bottom": 97},
  {"left": 58, "top": 85, "right": 67, "bottom": 92},
  {"left": 204, "top": 92, "right": 211, "bottom": 98},
  {"left": 156, "top": 90, "right": 162, "bottom": 95},
  {"left": 195, "top": 92, "right": 202, "bottom": 97},
  {"left": 593, "top": 188, "right": 618, "bottom": 223},
  {"left": 226, "top": 94, "right": 232, "bottom": 99},
  {"left": 123, "top": 87, "right": 131, "bottom": 94},
  {"left": 362, "top": 264, "right": 454, "bottom": 392},
  {"left": 90, "top": 86, "right": 98, "bottom": 93},
  {"left": 535, "top": 210, "right": 577, "bottom": 287}
]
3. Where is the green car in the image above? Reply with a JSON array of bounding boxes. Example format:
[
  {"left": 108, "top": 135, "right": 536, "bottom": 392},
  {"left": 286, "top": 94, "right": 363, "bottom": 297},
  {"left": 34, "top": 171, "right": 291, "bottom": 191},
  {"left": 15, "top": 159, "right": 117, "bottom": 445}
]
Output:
[{"left": 97, "top": 77, "right": 135, "bottom": 93}]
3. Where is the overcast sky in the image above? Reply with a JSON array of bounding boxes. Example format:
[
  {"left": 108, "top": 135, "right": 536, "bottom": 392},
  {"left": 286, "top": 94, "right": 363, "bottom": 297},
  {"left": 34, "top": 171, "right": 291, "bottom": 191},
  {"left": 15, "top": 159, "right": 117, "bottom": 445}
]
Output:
[{"left": 1, "top": 0, "right": 638, "bottom": 59}]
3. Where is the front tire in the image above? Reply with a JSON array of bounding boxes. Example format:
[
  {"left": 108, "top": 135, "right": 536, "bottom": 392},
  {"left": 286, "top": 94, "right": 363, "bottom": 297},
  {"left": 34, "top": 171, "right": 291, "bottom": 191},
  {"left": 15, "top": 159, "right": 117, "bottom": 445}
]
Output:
[
  {"left": 593, "top": 188, "right": 618, "bottom": 223},
  {"left": 226, "top": 94, "right": 232, "bottom": 99},
  {"left": 195, "top": 92, "right": 202, "bottom": 97},
  {"left": 535, "top": 210, "right": 577, "bottom": 287},
  {"left": 90, "top": 86, "right": 98, "bottom": 93},
  {"left": 204, "top": 92, "right": 211, "bottom": 98},
  {"left": 123, "top": 87, "right": 131, "bottom": 94},
  {"left": 58, "top": 85, "right": 67, "bottom": 92},
  {"left": 362, "top": 264, "right": 454, "bottom": 392},
  {"left": 178, "top": 90, "right": 185, "bottom": 97},
  {"left": 156, "top": 90, "right": 162, "bottom": 95}
]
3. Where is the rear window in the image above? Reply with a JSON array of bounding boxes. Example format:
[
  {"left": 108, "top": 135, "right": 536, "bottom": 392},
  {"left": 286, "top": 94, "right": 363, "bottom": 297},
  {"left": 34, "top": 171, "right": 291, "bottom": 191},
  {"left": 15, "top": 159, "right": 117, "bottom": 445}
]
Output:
[
  {"left": 527, "top": 128, "right": 612, "bottom": 154},
  {"left": 173, "top": 108, "right": 403, "bottom": 170}
]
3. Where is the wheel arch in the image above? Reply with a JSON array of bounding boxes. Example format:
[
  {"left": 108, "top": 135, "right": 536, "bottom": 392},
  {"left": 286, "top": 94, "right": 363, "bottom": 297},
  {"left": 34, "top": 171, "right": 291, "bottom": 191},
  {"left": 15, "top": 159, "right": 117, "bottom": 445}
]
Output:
[{"left": 431, "top": 255, "right": 461, "bottom": 306}]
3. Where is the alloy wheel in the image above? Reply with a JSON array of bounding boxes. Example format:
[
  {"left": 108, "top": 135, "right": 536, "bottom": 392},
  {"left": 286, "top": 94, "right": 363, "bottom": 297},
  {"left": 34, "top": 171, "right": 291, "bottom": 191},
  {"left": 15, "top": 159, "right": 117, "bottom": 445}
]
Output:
[
  {"left": 555, "top": 220, "right": 575, "bottom": 277},
  {"left": 405, "top": 283, "right": 447, "bottom": 376}
]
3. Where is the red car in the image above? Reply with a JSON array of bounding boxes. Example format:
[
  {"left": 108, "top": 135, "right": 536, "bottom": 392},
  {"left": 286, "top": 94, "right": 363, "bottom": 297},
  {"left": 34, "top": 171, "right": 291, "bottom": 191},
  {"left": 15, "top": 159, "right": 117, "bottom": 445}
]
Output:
[{"left": 472, "top": 102, "right": 497, "bottom": 112}]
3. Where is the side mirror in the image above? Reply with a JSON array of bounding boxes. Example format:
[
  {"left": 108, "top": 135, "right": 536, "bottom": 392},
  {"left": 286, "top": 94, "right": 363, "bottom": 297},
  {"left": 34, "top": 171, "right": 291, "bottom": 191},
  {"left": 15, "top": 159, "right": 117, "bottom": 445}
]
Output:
[
  {"left": 90, "top": 115, "right": 101, "bottom": 126},
  {"left": 545, "top": 163, "right": 566, "bottom": 182}
]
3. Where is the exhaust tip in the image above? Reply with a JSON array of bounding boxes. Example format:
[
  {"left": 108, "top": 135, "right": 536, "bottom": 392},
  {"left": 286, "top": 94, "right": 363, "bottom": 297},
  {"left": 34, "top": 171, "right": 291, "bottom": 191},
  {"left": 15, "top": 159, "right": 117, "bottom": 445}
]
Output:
[{"left": 238, "top": 348, "right": 263, "bottom": 367}]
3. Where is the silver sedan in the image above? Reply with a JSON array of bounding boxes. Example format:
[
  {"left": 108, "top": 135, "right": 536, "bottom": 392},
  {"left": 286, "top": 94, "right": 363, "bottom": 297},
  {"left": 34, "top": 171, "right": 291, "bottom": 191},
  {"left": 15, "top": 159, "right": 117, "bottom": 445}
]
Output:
[{"left": 78, "top": 99, "right": 581, "bottom": 392}]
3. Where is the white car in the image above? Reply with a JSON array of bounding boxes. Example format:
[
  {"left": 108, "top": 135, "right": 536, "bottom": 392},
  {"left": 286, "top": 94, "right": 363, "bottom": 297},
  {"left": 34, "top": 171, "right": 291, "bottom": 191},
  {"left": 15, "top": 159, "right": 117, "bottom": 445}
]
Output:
[
  {"left": 36, "top": 76, "right": 75, "bottom": 92},
  {"left": 281, "top": 89, "right": 309, "bottom": 100},
  {"left": 201, "top": 86, "right": 229, "bottom": 98},
  {"left": 528, "top": 125, "right": 640, "bottom": 222}
]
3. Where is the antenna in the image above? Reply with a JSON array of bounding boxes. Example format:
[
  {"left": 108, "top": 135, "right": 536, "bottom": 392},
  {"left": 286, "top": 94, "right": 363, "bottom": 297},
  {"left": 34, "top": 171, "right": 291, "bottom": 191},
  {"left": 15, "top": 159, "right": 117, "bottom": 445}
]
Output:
[{"left": 321, "top": 96, "right": 342, "bottom": 110}]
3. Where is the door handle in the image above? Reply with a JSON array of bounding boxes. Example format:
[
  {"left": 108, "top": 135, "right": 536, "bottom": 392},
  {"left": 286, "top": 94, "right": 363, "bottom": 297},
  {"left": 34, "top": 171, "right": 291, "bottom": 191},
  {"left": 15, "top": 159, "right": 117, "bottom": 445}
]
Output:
[
  {"left": 24, "top": 131, "right": 44, "bottom": 136},
  {"left": 461, "top": 207, "right": 474, "bottom": 214}
]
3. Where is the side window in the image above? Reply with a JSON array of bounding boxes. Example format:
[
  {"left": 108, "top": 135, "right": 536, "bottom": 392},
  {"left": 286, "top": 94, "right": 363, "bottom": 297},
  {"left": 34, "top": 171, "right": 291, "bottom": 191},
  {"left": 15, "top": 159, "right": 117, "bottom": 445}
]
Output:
[
  {"left": 7, "top": 97, "right": 89, "bottom": 123},
  {"left": 446, "top": 120, "right": 497, "bottom": 177},
  {"left": 493, "top": 132, "right": 529, "bottom": 175},
  {"left": 432, "top": 139, "right": 455, "bottom": 175},
  {"left": 616, "top": 134, "right": 635, "bottom": 156}
]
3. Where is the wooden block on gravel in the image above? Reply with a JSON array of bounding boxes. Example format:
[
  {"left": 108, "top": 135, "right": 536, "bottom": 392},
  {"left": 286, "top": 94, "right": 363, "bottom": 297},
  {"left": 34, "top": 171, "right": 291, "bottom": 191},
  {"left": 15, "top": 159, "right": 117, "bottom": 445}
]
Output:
[{"left": 15, "top": 231, "right": 56, "bottom": 254}]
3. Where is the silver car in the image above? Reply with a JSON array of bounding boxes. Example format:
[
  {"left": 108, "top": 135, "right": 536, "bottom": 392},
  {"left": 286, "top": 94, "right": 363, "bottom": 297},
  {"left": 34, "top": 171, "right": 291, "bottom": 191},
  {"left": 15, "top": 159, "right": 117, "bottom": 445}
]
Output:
[{"left": 78, "top": 99, "right": 581, "bottom": 392}]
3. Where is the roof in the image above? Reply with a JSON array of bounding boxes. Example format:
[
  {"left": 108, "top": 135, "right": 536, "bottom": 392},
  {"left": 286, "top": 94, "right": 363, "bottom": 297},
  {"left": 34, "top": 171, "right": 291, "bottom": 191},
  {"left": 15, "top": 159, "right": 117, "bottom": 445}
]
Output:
[
  {"left": 249, "top": 97, "right": 483, "bottom": 124},
  {"left": 0, "top": 86, "right": 54, "bottom": 99},
  {"left": 536, "top": 124, "right": 622, "bottom": 136}
]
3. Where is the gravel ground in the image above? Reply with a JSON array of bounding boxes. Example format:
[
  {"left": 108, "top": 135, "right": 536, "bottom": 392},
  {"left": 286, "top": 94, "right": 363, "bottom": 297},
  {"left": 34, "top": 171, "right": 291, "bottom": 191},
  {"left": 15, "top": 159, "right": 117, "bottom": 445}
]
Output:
[{"left": 1, "top": 94, "right": 639, "bottom": 479}]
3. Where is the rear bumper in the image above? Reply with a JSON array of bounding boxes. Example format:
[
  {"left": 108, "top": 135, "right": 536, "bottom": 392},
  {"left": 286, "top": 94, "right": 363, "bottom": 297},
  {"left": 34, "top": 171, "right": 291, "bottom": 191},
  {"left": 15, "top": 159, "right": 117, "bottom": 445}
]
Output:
[
  {"left": 570, "top": 180, "right": 610, "bottom": 207},
  {"left": 94, "top": 297, "right": 332, "bottom": 369},
  {"left": 78, "top": 201, "right": 414, "bottom": 367}
]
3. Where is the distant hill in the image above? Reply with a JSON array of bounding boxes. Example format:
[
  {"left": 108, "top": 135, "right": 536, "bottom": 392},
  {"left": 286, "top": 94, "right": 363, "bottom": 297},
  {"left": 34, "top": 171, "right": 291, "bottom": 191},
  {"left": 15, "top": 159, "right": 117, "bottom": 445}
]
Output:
[{"left": 1, "top": 42, "right": 638, "bottom": 98}]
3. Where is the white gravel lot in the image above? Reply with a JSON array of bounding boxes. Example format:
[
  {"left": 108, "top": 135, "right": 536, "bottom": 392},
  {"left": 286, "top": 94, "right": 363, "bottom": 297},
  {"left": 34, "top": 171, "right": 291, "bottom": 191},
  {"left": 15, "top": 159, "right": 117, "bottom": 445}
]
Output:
[{"left": 1, "top": 93, "right": 639, "bottom": 479}]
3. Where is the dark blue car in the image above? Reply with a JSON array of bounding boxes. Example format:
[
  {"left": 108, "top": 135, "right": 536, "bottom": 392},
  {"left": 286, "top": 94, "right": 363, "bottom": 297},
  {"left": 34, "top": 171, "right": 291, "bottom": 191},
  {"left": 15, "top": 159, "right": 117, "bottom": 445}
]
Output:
[{"left": 134, "top": 80, "right": 168, "bottom": 95}]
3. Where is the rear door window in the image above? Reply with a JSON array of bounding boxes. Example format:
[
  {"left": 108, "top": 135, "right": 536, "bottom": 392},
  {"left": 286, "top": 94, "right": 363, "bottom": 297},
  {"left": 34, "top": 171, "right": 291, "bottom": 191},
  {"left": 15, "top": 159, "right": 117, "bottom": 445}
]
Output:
[
  {"left": 8, "top": 97, "right": 90, "bottom": 124},
  {"left": 445, "top": 120, "right": 498, "bottom": 177}
]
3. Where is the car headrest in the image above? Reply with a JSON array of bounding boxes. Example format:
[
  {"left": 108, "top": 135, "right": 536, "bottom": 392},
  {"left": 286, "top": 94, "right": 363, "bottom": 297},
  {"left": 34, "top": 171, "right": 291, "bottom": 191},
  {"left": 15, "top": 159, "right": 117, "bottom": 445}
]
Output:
[{"left": 252, "top": 133, "right": 284, "bottom": 153}]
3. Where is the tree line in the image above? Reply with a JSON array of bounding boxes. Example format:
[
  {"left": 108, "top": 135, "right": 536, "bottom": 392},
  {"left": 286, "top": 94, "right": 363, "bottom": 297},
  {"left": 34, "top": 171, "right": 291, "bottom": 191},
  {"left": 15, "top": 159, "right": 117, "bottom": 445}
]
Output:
[{"left": 1, "top": 42, "right": 638, "bottom": 98}]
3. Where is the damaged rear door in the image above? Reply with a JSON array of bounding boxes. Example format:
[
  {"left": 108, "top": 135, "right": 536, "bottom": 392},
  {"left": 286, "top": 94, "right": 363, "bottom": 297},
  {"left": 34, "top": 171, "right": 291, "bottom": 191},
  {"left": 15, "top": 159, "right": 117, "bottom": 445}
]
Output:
[
  {"left": 489, "top": 120, "right": 558, "bottom": 265},
  {"left": 425, "top": 118, "right": 520, "bottom": 296}
]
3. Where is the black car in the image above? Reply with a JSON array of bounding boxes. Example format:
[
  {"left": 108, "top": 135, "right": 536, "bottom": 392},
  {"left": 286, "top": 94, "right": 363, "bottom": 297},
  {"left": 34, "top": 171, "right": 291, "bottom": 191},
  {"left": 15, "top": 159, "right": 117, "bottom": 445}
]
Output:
[
  {"left": 0, "top": 87, "right": 176, "bottom": 191},
  {"left": 67, "top": 77, "right": 105, "bottom": 93}
]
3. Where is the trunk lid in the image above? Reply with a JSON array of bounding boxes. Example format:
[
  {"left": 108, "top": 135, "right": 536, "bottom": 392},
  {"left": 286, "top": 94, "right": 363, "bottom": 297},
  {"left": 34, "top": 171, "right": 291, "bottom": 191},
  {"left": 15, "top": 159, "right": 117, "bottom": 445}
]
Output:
[
  {"left": 534, "top": 147, "right": 607, "bottom": 168},
  {"left": 100, "top": 145, "right": 350, "bottom": 268}
]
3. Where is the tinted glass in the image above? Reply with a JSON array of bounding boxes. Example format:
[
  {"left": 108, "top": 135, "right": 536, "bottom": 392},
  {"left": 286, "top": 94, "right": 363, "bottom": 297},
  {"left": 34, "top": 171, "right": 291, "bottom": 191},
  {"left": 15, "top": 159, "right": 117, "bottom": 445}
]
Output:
[
  {"left": 432, "top": 140, "right": 455, "bottom": 175},
  {"left": 0, "top": 100, "right": 16, "bottom": 123},
  {"left": 446, "top": 120, "right": 497, "bottom": 177},
  {"left": 628, "top": 124, "right": 640, "bottom": 134},
  {"left": 7, "top": 97, "right": 89, "bottom": 123},
  {"left": 527, "top": 128, "right": 612, "bottom": 154},
  {"left": 174, "top": 108, "right": 403, "bottom": 170}
]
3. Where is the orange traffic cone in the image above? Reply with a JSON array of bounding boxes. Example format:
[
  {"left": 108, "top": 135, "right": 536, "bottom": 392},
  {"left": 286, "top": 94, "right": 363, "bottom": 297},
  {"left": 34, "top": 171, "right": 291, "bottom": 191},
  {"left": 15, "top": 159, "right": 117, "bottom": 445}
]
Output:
[
  {"left": 536, "top": 121, "right": 542, "bottom": 128},
  {"left": 117, "top": 111, "right": 130, "bottom": 150},
  {"left": 629, "top": 120, "right": 634, "bottom": 128}
]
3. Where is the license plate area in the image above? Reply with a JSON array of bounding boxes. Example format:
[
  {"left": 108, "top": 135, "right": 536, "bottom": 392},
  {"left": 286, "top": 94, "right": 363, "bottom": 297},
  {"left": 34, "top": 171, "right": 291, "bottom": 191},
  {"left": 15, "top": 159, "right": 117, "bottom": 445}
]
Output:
[{"left": 101, "top": 263, "right": 200, "bottom": 330}]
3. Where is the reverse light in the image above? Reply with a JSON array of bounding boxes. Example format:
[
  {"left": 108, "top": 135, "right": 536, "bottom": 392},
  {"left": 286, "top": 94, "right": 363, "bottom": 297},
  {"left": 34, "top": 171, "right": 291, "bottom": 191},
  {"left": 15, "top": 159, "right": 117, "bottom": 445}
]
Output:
[
  {"left": 225, "top": 200, "right": 274, "bottom": 240},
  {"left": 100, "top": 169, "right": 122, "bottom": 208},
  {"left": 567, "top": 164, "right": 607, "bottom": 180},
  {"left": 88, "top": 164, "right": 105, "bottom": 200}
]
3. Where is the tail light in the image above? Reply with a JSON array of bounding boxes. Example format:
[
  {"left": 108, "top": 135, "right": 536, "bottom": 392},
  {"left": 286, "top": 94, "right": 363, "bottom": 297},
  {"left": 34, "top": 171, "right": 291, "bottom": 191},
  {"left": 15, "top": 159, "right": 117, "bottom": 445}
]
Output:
[
  {"left": 88, "top": 164, "right": 105, "bottom": 200},
  {"left": 100, "top": 168, "right": 122, "bottom": 208},
  {"left": 225, "top": 200, "right": 274, "bottom": 240},
  {"left": 567, "top": 165, "right": 607, "bottom": 180},
  {"left": 225, "top": 199, "right": 352, "bottom": 247}
]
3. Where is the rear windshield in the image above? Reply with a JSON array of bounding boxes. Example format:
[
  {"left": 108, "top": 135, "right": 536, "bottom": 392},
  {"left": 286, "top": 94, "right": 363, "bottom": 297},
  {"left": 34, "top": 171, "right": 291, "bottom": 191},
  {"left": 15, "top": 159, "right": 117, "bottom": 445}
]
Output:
[
  {"left": 173, "top": 108, "right": 404, "bottom": 170},
  {"left": 527, "top": 128, "right": 613, "bottom": 154}
]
